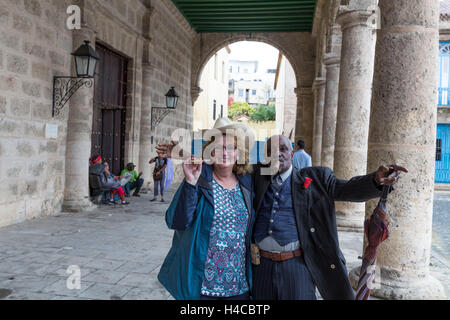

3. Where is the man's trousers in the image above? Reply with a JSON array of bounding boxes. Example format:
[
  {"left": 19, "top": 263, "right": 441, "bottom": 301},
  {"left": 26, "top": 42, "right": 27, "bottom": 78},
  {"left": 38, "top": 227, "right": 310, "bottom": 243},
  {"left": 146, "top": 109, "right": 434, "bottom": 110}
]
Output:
[{"left": 252, "top": 255, "right": 317, "bottom": 300}]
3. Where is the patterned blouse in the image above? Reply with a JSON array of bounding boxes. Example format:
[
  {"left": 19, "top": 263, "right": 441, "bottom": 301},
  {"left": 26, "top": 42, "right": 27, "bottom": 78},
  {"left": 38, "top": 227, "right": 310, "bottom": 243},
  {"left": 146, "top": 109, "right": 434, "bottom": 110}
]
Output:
[{"left": 200, "top": 179, "right": 250, "bottom": 298}]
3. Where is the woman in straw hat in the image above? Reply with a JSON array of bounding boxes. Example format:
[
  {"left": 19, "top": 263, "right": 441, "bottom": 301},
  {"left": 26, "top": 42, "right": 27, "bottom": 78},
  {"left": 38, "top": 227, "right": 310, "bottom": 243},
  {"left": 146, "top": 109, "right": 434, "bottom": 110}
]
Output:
[{"left": 157, "top": 118, "right": 256, "bottom": 300}]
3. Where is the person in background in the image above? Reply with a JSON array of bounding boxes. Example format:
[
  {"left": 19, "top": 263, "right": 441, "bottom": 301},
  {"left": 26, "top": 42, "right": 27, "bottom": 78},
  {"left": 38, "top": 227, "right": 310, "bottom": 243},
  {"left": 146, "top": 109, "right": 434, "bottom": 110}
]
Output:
[
  {"left": 103, "top": 161, "right": 129, "bottom": 205},
  {"left": 121, "top": 163, "right": 144, "bottom": 197},
  {"left": 292, "top": 139, "right": 312, "bottom": 170},
  {"left": 89, "top": 155, "right": 103, "bottom": 166},
  {"left": 149, "top": 156, "right": 168, "bottom": 203}
]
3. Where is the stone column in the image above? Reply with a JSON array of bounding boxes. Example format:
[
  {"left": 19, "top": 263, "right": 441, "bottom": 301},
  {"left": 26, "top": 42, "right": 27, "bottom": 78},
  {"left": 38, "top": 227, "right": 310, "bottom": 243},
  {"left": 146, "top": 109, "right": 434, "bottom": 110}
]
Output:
[
  {"left": 349, "top": 0, "right": 446, "bottom": 299},
  {"left": 333, "top": 6, "right": 377, "bottom": 232},
  {"left": 63, "top": 27, "right": 96, "bottom": 212},
  {"left": 321, "top": 52, "right": 341, "bottom": 169},
  {"left": 138, "top": 62, "right": 156, "bottom": 189},
  {"left": 295, "top": 87, "right": 314, "bottom": 155},
  {"left": 311, "top": 77, "right": 326, "bottom": 166}
]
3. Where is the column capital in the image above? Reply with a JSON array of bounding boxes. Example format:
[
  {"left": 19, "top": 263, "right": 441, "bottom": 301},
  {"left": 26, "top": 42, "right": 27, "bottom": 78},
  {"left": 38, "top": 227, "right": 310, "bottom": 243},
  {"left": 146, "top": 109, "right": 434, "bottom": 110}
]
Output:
[
  {"left": 191, "top": 86, "right": 203, "bottom": 104},
  {"left": 312, "top": 77, "right": 326, "bottom": 90},
  {"left": 336, "top": 6, "right": 375, "bottom": 31},
  {"left": 323, "top": 52, "right": 341, "bottom": 67},
  {"left": 294, "top": 87, "right": 313, "bottom": 98}
]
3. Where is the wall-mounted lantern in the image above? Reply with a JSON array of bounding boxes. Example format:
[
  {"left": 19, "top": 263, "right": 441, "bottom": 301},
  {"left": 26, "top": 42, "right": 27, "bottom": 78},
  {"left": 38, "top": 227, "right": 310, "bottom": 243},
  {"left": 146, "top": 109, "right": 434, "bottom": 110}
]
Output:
[
  {"left": 151, "top": 87, "right": 179, "bottom": 132},
  {"left": 165, "top": 87, "right": 179, "bottom": 109},
  {"left": 52, "top": 40, "right": 99, "bottom": 117}
]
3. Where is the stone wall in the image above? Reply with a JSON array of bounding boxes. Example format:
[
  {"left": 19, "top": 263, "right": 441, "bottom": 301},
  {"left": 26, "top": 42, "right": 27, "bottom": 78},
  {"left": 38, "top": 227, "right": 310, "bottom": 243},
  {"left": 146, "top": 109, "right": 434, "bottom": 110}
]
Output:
[
  {"left": 83, "top": 0, "right": 147, "bottom": 167},
  {"left": 0, "top": 0, "right": 196, "bottom": 227},
  {"left": 0, "top": 0, "right": 73, "bottom": 227},
  {"left": 148, "top": 0, "right": 195, "bottom": 141},
  {"left": 143, "top": 0, "right": 195, "bottom": 181}
]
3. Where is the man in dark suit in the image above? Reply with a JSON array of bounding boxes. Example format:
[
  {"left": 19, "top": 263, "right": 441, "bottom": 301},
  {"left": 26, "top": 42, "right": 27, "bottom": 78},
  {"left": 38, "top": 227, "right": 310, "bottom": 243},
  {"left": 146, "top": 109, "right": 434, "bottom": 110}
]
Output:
[{"left": 251, "top": 135, "right": 406, "bottom": 300}]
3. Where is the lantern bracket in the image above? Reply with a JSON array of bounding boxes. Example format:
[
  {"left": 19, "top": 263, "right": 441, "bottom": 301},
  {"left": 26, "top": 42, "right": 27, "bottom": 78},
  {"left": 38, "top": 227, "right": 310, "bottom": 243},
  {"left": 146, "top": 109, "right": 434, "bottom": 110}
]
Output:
[
  {"left": 52, "top": 76, "right": 94, "bottom": 118},
  {"left": 151, "top": 107, "right": 173, "bottom": 131}
]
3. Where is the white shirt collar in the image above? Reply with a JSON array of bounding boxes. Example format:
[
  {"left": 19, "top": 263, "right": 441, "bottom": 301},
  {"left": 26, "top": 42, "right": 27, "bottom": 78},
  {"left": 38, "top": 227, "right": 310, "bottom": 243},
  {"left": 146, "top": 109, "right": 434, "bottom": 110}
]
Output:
[{"left": 275, "top": 165, "right": 293, "bottom": 183}]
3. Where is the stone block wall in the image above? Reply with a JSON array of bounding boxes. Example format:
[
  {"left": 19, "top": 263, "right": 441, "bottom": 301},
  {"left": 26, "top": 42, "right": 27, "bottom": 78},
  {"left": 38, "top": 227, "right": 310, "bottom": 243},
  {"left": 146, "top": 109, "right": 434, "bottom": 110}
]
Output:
[
  {"left": 0, "top": 0, "right": 196, "bottom": 227},
  {"left": 83, "top": 0, "right": 147, "bottom": 167},
  {"left": 146, "top": 0, "right": 196, "bottom": 181},
  {"left": 0, "top": 0, "right": 73, "bottom": 227}
]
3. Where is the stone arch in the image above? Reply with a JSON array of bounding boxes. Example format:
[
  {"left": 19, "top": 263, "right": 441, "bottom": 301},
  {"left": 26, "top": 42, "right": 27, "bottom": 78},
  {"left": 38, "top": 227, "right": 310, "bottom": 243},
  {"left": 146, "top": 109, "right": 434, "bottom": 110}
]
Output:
[{"left": 190, "top": 32, "right": 316, "bottom": 104}]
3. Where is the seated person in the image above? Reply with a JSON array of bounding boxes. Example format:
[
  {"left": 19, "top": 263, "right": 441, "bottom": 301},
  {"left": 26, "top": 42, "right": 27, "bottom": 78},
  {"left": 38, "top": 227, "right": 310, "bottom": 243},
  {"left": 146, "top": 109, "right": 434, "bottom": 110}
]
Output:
[
  {"left": 121, "top": 163, "right": 144, "bottom": 197},
  {"left": 103, "top": 161, "right": 129, "bottom": 205},
  {"left": 90, "top": 155, "right": 103, "bottom": 166},
  {"left": 89, "top": 155, "right": 107, "bottom": 201}
]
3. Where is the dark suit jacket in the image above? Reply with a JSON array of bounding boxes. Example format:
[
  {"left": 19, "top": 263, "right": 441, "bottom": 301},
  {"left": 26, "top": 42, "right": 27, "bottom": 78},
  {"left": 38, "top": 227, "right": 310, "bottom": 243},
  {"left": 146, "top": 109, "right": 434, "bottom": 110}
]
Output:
[{"left": 252, "top": 165, "right": 384, "bottom": 300}]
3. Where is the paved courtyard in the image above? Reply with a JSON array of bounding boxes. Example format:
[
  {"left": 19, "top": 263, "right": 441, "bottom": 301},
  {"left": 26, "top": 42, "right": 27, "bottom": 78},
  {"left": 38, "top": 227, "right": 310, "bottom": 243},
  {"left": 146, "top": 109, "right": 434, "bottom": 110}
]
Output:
[{"left": 0, "top": 184, "right": 448, "bottom": 300}]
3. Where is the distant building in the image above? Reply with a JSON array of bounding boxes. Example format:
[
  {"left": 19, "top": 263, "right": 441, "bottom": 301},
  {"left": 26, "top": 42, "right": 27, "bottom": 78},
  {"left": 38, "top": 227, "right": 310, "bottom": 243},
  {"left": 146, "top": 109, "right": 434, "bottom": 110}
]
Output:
[
  {"left": 228, "top": 60, "right": 275, "bottom": 107},
  {"left": 437, "top": 1, "right": 450, "bottom": 184},
  {"left": 193, "top": 48, "right": 229, "bottom": 131}
]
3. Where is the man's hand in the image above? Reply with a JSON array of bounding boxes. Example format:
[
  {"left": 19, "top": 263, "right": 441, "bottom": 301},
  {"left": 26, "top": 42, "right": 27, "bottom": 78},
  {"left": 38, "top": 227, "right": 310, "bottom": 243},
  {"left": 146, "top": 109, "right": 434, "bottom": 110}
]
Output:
[
  {"left": 374, "top": 165, "right": 408, "bottom": 186},
  {"left": 156, "top": 141, "right": 177, "bottom": 159}
]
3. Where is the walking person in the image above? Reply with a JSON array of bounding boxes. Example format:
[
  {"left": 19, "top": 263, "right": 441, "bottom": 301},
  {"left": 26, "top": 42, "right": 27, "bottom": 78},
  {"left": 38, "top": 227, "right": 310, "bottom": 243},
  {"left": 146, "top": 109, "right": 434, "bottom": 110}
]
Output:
[
  {"left": 157, "top": 118, "right": 256, "bottom": 300},
  {"left": 292, "top": 139, "right": 312, "bottom": 170},
  {"left": 149, "top": 156, "right": 168, "bottom": 202}
]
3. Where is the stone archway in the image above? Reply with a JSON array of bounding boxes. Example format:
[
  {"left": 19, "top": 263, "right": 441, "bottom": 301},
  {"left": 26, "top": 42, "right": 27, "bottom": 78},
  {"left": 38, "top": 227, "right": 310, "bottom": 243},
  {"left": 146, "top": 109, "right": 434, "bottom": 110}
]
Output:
[{"left": 190, "top": 32, "right": 316, "bottom": 152}]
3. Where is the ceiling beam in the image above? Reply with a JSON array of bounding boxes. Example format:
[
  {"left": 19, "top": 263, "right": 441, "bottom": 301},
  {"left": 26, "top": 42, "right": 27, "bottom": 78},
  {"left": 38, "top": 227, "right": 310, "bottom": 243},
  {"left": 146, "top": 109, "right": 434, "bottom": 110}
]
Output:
[
  {"left": 188, "top": 14, "right": 314, "bottom": 20},
  {"left": 176, "top": 1, "right": 316, "bottom": 8},
  {"left": 196, "top": 28, "right": 312, "bottom": 32},
  {"left": 192, "top": 21, "right": 312, "bottom": 25},
  {"left": 172, "top": 0, "right": 317, "bottom": 33},
  {"left": 182, "top": 8, "right": 315, "bottom": 14},
  {"left": 181, "top": 5, "right": 315, "bottom": 11}
]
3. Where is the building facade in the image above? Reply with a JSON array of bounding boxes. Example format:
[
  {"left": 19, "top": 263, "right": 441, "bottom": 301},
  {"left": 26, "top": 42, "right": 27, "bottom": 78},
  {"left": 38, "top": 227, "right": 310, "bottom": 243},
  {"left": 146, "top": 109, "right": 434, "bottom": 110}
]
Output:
[
  {"left": 228, "top": 60, "right": 275, "bottom": 106},
  {"left": 275, "top": 56, "right": 298, "bottom": 142},
  {"left": 193, "top": 47, "right": 229, "bottom": 131},
  {"left": 437, "top": 3, "right": 450, "bottom": 184}
]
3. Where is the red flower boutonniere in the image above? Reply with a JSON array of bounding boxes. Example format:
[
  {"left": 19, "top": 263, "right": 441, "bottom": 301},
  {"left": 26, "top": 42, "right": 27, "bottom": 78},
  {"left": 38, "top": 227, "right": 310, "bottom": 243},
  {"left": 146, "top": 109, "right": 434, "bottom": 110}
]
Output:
[{"left": 303, "top": 177, "right": 313, "bottom": 190}]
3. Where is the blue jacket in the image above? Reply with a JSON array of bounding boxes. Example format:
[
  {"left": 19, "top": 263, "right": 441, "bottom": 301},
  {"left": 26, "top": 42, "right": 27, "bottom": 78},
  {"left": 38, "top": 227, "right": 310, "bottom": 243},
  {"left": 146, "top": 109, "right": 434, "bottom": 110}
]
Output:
[{"left": 157, "top": 164, "right": 255, "bottom": 300}]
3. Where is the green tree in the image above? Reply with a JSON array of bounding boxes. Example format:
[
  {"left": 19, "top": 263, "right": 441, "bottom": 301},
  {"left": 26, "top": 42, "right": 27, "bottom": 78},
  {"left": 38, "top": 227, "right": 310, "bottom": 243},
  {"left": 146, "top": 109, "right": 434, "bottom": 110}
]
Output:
[
  {"left": 250, "top": 104, "right": 276, "bottom": 121},
  {"left": 228, "top": 102, "right": 255, "bottom": 119}
]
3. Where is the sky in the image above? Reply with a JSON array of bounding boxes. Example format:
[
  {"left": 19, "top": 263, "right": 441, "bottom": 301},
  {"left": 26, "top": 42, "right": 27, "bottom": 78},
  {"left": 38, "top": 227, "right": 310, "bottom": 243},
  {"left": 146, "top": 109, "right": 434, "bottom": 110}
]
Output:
[{"left": 227, "top": 41, "right": 281, "bottom": 72}]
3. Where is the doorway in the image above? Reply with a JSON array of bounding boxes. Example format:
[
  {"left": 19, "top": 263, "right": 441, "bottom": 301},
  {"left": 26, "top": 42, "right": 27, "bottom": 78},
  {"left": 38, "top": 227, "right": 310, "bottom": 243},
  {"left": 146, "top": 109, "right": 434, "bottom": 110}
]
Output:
[{"left": 91, "top": 43, "right": 128, "bottom": 176}]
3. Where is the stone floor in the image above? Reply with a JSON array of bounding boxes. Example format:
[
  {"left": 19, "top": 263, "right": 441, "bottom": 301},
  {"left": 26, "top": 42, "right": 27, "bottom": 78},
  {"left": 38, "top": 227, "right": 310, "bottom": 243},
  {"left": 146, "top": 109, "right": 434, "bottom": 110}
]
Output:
[{"left": 0, "top": 184, "right": 448, "bottom": 300}]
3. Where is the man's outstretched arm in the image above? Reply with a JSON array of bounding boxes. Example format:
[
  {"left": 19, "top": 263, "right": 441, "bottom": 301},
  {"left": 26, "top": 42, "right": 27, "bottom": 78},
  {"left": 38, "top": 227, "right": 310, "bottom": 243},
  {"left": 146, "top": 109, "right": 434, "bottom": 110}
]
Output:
[{"left": 325, "top": 165, "right": 408, "bottom": 202}]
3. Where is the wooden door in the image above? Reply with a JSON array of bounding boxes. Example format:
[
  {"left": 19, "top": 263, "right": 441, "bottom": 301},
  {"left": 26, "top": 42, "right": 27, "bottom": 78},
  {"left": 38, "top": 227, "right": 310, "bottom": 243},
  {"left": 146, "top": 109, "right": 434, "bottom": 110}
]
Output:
[{"left": 91, "top": 44, "right": 128, "bottom": 176}]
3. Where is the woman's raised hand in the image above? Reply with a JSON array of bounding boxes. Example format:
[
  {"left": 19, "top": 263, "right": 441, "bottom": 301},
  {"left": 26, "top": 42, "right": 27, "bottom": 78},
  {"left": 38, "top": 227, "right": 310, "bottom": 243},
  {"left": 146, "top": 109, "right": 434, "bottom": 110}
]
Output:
[{"left": 183, "top": 157, "right": 202, "bottom": 186}]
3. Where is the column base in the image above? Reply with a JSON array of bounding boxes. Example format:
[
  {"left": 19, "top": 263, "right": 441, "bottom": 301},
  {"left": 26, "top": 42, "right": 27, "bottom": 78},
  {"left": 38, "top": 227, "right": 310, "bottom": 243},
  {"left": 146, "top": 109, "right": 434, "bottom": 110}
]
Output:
[
  {"left": 62, "top": 198, "right": 96, "bottom": 213},
  {"left": 349, "top": 266, "right": 447, "bottom": 300}
]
